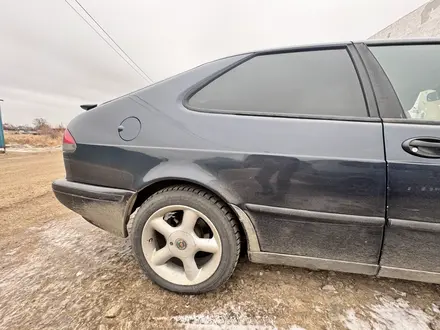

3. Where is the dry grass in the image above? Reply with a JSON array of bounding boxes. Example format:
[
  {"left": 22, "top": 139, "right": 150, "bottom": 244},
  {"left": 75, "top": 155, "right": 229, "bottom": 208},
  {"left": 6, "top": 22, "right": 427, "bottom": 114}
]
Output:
[{"left": 5, "top": 131, "right": 63, "bottom": 147}]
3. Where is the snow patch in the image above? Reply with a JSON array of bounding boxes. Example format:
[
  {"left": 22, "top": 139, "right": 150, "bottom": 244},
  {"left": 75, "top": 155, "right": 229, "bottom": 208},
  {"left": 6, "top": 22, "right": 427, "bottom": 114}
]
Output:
[
  {"left": 342, "top": 296, "right": 434, "bottom": 330},
  {"left": 171, "top": 302, "right": 278, "bottom": 329}
]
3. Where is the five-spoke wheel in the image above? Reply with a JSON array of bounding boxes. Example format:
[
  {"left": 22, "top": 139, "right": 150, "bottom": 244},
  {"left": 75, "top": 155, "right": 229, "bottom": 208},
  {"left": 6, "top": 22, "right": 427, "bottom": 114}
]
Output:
[
  {"left": 142, "top": 205, "right": 222, "bottom": 285},
  {"left": 131, "top": 185, "right": 241, "bottom": 293}
]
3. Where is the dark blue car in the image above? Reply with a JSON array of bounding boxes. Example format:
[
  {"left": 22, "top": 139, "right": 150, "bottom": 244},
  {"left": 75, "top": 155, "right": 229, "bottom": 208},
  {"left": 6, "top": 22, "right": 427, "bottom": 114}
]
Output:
[{"left": 53, "top": 39, "right": 440, "bottom": 293}]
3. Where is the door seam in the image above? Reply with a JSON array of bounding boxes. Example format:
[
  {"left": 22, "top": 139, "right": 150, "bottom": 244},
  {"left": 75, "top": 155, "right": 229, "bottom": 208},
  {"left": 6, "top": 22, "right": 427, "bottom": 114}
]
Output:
[
  {"left": 353, "top": 43, "right": 388, "bottom": 274},
  {"left": 378, "top": 119, "right": 390, "bottom": 267}
]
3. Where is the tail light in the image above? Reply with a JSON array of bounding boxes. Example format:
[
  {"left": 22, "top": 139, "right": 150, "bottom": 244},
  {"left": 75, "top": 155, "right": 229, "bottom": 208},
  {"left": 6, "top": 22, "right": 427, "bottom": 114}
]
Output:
[{"left": 63, "top": 129, "right": 76, "bottom": 152}]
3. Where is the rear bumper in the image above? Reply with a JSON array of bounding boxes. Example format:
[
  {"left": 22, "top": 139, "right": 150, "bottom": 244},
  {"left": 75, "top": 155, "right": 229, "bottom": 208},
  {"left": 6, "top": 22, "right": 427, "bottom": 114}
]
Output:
[{"left": 52, "top": 179, "right": 136, "bottom": 237}]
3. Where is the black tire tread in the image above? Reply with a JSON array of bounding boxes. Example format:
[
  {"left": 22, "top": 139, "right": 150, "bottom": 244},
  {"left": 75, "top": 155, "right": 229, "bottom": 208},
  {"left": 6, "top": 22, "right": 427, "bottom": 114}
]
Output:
[{"left": 132, "top": 184, "right": 241, "bottom": 293}]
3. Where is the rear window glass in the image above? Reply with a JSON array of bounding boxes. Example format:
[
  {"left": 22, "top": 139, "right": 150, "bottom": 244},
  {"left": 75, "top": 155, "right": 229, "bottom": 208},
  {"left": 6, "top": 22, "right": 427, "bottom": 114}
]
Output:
[
  {"left": 188, "top": 49, "right": 368, "bottom": 118},
  {"left": 370, "top": 45, "right": 440, "bottom": 120}
]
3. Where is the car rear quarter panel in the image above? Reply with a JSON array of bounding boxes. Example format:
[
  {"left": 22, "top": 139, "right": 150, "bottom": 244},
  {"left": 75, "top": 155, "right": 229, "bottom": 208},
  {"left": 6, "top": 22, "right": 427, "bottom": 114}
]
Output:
[
  {"left": 67, "top": 98, "right": 385, "bottom": 216},
  {"left": 66, "top": 53, "right": 386, "bottom": 263}
]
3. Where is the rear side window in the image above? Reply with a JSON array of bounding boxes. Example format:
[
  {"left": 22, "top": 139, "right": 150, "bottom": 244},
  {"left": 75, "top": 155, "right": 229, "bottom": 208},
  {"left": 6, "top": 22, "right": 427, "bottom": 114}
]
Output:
[
  {"left": 187, "top": 49, "right": 368, "bottom": 118},
  {"left": 370, "top": 45, "right": 440, "bottom": 121}
]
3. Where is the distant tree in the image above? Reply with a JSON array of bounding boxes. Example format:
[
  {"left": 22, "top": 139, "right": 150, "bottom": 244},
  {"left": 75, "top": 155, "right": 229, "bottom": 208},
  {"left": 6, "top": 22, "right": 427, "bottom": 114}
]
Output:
[{"left": 32, "top": 118, "right": 50, "bottom": 130}]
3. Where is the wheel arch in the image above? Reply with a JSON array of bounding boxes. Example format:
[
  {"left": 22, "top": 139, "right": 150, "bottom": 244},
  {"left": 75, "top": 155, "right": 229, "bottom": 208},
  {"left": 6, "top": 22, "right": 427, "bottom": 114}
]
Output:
[{"left": 126, "top": 177, "right": 260, "bottom": 255}]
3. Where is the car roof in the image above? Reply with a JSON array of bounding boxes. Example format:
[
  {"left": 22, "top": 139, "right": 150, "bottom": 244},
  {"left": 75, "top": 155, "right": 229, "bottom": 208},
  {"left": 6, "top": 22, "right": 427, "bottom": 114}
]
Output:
[
  {"left": 364, "top": 38, "right": 440, "bottom": 46},
  {"left": 247, "top": 38, "right": 440, "bottom": 55}
]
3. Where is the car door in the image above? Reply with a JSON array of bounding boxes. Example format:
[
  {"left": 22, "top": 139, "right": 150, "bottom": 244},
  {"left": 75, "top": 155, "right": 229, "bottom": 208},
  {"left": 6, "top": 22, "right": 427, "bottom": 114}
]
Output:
[
  {"left": 186, "top": 44, "right": 387, "bottom": 273},
  {"left": 358, "top": 41, "right": 440, "bottom": 284}
]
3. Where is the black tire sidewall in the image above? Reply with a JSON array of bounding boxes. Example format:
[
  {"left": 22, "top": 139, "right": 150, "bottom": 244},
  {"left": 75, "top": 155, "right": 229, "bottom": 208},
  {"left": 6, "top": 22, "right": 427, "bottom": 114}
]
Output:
[{"left": 131, "top": 188, "right": 239, "bottom": 294}]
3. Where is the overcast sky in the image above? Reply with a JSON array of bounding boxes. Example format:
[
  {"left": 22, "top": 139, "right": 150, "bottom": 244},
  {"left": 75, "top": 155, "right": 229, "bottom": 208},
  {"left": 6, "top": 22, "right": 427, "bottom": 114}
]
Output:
[{"left": 0, "top": 0, "right": 429, "bottom": 126}]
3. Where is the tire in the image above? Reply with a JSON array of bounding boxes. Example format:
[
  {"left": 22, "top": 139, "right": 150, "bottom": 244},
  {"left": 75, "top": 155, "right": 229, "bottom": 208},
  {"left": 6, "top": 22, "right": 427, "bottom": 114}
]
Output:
[{"left": 131, "top": 185, "right": 241, "bottom": 294}]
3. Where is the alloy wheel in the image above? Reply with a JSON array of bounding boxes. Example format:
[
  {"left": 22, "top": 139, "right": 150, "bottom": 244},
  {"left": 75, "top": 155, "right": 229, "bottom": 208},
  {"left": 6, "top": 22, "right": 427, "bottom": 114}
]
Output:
[{"left": 141, "top": 205, "right": 222, "bottom": 285}]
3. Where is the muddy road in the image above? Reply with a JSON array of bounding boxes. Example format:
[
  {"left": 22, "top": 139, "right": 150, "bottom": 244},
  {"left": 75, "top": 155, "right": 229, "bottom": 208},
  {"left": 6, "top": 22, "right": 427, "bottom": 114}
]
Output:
[{"left": 1, "top": 151, "right": 439, "bottom": 329}]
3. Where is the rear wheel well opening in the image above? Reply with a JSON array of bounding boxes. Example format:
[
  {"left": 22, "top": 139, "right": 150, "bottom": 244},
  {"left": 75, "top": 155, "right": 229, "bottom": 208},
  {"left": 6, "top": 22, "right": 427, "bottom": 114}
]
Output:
[{"left": 127, "top": 179, "right": 248, "bottom": 256}]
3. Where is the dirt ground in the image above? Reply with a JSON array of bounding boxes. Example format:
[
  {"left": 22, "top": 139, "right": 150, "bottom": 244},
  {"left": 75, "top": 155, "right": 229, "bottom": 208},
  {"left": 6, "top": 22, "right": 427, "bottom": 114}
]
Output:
[{"left": 1, "top": 151, "right": 440, "bottom": 330}]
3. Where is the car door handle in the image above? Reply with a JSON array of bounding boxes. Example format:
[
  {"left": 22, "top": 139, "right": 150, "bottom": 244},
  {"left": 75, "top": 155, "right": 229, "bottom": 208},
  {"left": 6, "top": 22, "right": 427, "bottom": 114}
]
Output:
[{"left": 402, "top": 137, "right": 440, "bottom": 158}]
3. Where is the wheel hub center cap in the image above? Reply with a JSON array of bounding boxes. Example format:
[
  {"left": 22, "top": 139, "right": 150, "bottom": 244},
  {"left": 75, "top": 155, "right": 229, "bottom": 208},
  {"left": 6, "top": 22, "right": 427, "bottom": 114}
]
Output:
[
  {"left": 175, "top": 238, "right": 187, "bottom": 250},
  {"left": 168, "top": 231, "right": 195, "bottom": 257}
]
